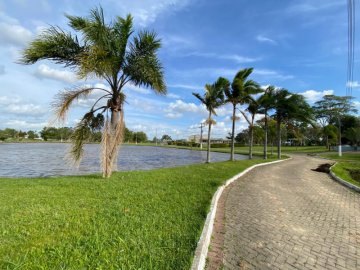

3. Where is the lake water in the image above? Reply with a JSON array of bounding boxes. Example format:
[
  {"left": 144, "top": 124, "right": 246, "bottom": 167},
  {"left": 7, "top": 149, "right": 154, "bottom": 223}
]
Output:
[{"left": 0, "top": 143, "right": 247, "bottom": 177}]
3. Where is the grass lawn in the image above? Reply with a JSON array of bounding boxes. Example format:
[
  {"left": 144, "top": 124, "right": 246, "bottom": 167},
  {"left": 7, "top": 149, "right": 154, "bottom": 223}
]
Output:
[
  {"left": 0, "top": 158, "right": 276, "bottom": 269},
  {"left": 319, "top": 152, "right": 360, "bottom": 188},
  {"left": 154, "top": 144, "right": 330, "bottom": 156}
]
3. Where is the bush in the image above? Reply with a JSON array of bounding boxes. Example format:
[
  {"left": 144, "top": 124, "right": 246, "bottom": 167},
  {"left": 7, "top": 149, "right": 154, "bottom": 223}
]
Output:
[{"left": 211, "top": 143, "right": 229, "bottom": 148}]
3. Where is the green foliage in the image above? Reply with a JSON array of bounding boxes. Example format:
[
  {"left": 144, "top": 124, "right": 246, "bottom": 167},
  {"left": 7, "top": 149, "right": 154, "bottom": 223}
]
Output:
[
  {"left": 161, "top": 134, "right": 172, "bottom": 141},
  {"left": 344, "top": 127, "right": 360, "bottom": 147},
  {"left": 0, "top": 159, "right": 274, "bottom": 269},
  {"left": 210, "top": 143, "right": 229, "bottom": 148},
  {"left": 27, "top": 130, "right": 38, "bottom": 139},
  {"left": 193, "top": 77, "right": 228, "bottom": 116},
  {"left": 133, "top": 131, "right": 147, "bottom": 143}
]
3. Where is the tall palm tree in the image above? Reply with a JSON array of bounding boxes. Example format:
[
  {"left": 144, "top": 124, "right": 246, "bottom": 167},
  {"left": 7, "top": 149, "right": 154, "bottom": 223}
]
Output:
[
  {"left": 193, "top": 77, "right": 228, "bottom": 163},
  {"left": 224, "top": 68, "right": 259, "bottom": 161},
  {"left": 272, "top": 89, "right": 313, "bottom": 158},
  {"left": 19, "top": 7, "right": 166, "bottom": 177},
  {"left": 258, "top": 86, "right": 276, "bottom": 159},
  {"left": 241, "top": 98, "right": 261, "bottom": 159}
]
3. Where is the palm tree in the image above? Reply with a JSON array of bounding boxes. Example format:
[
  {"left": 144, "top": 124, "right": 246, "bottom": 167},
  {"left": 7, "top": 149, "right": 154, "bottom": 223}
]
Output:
[
  {"left": 272, "top": 89, "right": 313, "bottom": 158},
  {"left": 224, "top": 68, "right": 259, "bottom": 161},
  {"left": 258, "top": 86, "right": 276, "bottom": 159},
  {"left": 19, "top": 7, "right": 166, "bottom": 177},
  {"left": 241, "top": 98, "right": 261, "bottom": 159},
  {"left": 193, "top": 77, "right": 228, "bottom": 163}
]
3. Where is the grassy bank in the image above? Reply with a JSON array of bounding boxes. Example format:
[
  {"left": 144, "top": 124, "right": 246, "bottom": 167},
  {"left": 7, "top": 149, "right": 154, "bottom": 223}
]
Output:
[
  {"left": 0, "top": 159, "right": 276, "bottom": 269},
  {"left": 154, "top": 144, "right": 329, "bottom": 157},
  {"left": 320, "top": 152, "right": 360, "bottom": 188}
]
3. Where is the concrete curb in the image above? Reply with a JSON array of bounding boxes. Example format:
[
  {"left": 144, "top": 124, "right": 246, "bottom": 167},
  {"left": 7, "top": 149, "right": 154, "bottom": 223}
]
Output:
[
  {"left": 329, "top": 163, "right": 360, "bottom": 193},
  {"left": 190, "top": 158, "right": 291, "bottom": 270}
]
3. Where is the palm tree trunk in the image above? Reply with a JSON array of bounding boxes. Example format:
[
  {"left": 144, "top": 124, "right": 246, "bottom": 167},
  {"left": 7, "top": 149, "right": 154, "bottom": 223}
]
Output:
[
  {"left": 264, "top": 112, "right": 268, "bottom": 160},
  {"left": 207, "top": 111, "right": 212, "bottom": 163},
  {"left": 249, "top": 125, "right": 253, "bottom": 159},
  {"left": 101, "top": 109, "right": 124, "bottom": 178},
  {"left": 276, "top": 118, "right": 281, "bottom": 159},
  {"left": 230, "top": 104, "right": 236, "bottom": 161},
  {"left": 326, "top": 135, "right": 329, "bottom": 150},
  {"left": 111, "top": 110, "right": 119, "bottom": 130}
]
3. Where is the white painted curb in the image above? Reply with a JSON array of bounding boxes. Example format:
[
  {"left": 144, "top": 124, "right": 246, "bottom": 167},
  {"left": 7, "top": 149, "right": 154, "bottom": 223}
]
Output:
[
  {"left": 329, "top": 163, "right": 360, "bottom": 193},
  {"left": 191, "top": 158, "right": 291, "bottom": 270}
]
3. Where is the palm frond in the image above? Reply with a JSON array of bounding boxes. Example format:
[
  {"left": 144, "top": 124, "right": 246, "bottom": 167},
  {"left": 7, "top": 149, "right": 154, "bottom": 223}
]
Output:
[
  {"left": 233, "top": 67, "right": 253, "bottom": 81},
  {"left": 114, "top": 14, "right": 133, "bottom": 68},
  {"left": 124, "top": 31, "right": 166, "bottom": 94},
  {"left": 69, "top": 114, "right": 92, "bottom": 163},
  {"left": 19, "top": 26, "right": 84, "bottom": 67},
  {"left": 52, "top": 87, "right": 96, "bottom": 122},
  {"left": 65, "top": 14, "right": 89, "bottom": 31},
  {"left": 192, "top": 92, "right": 206, "bottom": 104}
]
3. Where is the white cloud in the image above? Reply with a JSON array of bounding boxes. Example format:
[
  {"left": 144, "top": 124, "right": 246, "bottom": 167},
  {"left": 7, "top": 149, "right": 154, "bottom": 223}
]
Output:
[
  {"left": 184, "top": 52, "right": 260, "bottom": 63},
  {"left": 3, "top": 119, "right": 47, "bottom": 130},
  {"left": 165, "top": 112, "right": 183, "bottom": 119},
  {"left": 0, "top": 22, "right": 33, "bottom": 47},
  {"left": 167, "top": 93, "right": 181, "bottom": 99},
  {"left": 162, "top": 35, "right": 197, "bottom": 52},
  {"left": 346, "top": 81, "right": 360, "bottom": 88},
  {"left": 176, "top": 67, "right": 293, "bottom": 81},
  {"left": 299, "top": 89, "right": 334, "bottom": 103},
  {"left": 168, "top": 84, "right": 203, "bottom": 90},
  {"left": 164, "top": 99, "right": 206, "bottom": 118},
  {"left": 256, "top": 35, "right": 277, "bottom": 45},
  {"left": 286, "top": 0, "right": 345, "bottom": 14},
  {"left": 34, "top": 64, "right": 78, "bottom": 83},
  {"left": 124, "top": 83, "right": 151, "bottom": 95},
  {"left": 253, "top": 69, "right": 294, "bottom": 80},
  {"left": 0, "top": 95, "right": 47, "bottom": 117},
  {"left": 115, "top": 0, "right": 193, "bottom": 26}
]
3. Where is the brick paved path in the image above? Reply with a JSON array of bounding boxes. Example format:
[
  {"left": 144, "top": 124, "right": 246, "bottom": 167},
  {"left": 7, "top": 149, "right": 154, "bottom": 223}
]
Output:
[{"left": 208, "top": 155, "right": 360, "bottom": 270}]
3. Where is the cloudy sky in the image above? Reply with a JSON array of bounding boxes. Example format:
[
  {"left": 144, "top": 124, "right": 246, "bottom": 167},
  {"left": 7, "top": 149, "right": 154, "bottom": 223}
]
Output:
[{"left": 0, "top": 0, "right": 359, "bottom": 139}]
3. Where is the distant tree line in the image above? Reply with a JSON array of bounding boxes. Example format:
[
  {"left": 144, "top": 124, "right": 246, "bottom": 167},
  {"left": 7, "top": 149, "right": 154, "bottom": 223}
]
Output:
[
  {"left": 232, "top": 114, "right": 360, "bottom": 150},
  {"left": 0, "top": 126, "right": 149, "bottom": 143}
]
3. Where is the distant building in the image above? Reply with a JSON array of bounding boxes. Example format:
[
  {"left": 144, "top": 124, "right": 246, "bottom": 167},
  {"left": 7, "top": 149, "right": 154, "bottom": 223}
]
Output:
[{"left": 187, "top": 135, "right": 230, "bottom": 144}]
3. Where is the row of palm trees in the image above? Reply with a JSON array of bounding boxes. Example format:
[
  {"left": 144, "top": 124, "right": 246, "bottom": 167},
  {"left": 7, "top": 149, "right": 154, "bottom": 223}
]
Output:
[{"left": 193, "top": 69, "right": 313, "bottom": 163}]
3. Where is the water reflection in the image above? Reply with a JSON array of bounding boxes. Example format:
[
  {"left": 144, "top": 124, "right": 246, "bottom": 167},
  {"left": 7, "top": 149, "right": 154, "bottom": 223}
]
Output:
[{"left": 0, "top": 143, "right": 247, "bottom": 177}]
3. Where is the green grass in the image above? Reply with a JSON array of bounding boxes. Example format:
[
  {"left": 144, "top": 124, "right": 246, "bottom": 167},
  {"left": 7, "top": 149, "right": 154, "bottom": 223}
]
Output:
[
  {"left": 331, "top": 162, "right": 360, "bottom": 188},
  {"left": 0, "top": 159, "right": 276, "bottom": 270},
  {"left": 319, "top": 152, "right": 360, "bottom": 161},
  {"left": 158, "top": 144, "right": 330, "bottom": 156},
  {"left": 319, "top": 152, "right": 360, "bottom": 188}
]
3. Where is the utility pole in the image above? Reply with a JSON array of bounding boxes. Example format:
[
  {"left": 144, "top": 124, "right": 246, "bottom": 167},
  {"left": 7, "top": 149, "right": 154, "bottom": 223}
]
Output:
[{"left": 199, "top": 122, "right": 205, "bottom": 149}]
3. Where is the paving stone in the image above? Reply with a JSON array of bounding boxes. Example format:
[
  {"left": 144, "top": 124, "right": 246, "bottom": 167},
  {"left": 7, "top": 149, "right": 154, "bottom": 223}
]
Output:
[{"left": 214, "top": 155, "right": 360, "bottom": 270}]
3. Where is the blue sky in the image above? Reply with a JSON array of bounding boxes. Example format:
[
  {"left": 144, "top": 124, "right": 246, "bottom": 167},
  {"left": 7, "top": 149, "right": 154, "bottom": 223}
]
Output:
[{"left": 0, "top": 0, "right": 359, "bottom": 139}]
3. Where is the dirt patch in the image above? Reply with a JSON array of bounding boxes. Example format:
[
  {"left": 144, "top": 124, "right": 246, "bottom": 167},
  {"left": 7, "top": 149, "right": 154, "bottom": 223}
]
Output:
[{"left": 311, "top": 163, "right": 334, "bottom": 173}]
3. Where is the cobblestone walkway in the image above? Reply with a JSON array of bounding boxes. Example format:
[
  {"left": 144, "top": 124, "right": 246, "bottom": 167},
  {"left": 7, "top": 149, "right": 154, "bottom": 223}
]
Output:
[{"left": 210, "top": 155, "right": 360, "bottom": 270}]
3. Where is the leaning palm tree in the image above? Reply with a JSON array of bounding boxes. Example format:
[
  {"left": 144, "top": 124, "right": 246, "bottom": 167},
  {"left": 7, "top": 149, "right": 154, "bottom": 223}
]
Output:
[
  {"left": 193, "top": 77, "right": 228, "bottom": 163},
  {"left": 224, "top": 68, "right": 260, "bottom": 161},
  {"left": 258, "top": 85, "right": 276, "bottom": 159},
  {"left": 19, "top": 7, "right": 166, "bottom": 178},
  {"left": 272, "top": 89, "right": 313, "bottom": 158}
]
